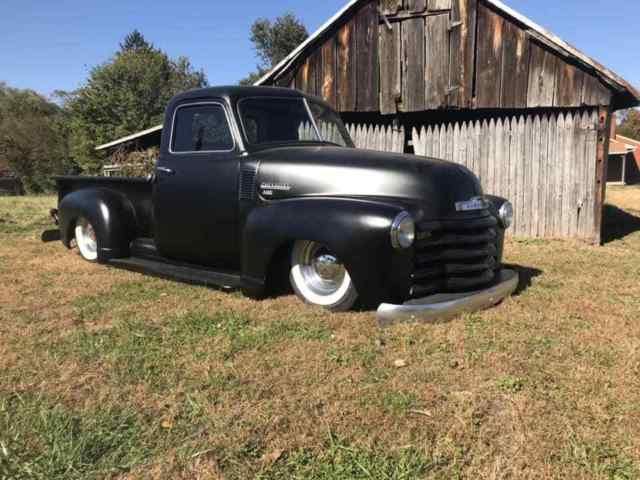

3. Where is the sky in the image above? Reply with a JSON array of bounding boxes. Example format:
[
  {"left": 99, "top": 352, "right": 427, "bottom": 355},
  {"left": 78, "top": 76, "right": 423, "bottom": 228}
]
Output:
[{"left": 1, "top": 0, "right": 639, "bottom": 98}]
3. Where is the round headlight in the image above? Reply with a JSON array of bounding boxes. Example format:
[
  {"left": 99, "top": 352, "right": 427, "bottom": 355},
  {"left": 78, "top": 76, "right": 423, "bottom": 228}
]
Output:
[
  {"left": 391, "top": 212, "right": 415, "bottom": 249},
  {"left": 498, "top": 201, "right": 514, "bottom": 229}
]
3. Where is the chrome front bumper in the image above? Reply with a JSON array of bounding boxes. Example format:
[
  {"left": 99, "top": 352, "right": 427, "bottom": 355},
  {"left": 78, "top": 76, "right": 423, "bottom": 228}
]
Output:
[{"left": 377, "top": 269, "right": 519, "bottom": 327}]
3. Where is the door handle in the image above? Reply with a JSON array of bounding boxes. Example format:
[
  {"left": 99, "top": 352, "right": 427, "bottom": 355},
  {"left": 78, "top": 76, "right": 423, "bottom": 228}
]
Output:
[{"left": 156, "top": 167, "right": 175, "bottom": 176}]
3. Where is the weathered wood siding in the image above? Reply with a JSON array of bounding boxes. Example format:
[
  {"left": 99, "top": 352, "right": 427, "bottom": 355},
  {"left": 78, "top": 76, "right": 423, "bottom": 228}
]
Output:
[
  {"left": 273, "top": 0, "right": 613, "bottom": 113},
  {"left": 412, "top": 109, "right": 600, "bottom": 240}
]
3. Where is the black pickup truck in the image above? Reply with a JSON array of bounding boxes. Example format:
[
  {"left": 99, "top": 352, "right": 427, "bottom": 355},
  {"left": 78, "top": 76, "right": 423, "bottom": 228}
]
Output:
[{"left": 50, "top": 86, "right": 518, "bottom": 325}]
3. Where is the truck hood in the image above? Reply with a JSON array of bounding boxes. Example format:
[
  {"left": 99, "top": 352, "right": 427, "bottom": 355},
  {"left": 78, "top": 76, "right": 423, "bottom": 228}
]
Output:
[{"left": 255, "top": 146, "right": 483, "bottom": 218}]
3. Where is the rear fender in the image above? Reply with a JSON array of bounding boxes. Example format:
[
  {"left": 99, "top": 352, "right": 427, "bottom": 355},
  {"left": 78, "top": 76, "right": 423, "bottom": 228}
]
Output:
[
  {"left": 241, "top": 197, "right": 413, "bottom": 307},
  {"left": 58, "top": 188, "right": 137, "bottom": 261}
]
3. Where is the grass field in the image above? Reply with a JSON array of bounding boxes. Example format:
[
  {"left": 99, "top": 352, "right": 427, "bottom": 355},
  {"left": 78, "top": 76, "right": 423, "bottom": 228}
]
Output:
[{"left": 1, "top": 188, "right": 640, "bottom": 479}]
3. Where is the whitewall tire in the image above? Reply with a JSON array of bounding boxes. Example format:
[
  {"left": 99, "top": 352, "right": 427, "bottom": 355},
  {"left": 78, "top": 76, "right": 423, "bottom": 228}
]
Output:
[
  {"left": 75, "top": 217, "right": 99, "bottom": 262},
  {"left": 289, "top": 240, "right": 358, "bottom": 312}
]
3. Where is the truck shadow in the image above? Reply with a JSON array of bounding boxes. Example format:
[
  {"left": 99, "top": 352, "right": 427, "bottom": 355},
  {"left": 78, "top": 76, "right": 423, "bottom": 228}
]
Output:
[
  {"left": 503, "top": 264, "right": 543, "bottom": 296},
  {"left": 602, "top": 204, "right": 640, "bottom": 244}
]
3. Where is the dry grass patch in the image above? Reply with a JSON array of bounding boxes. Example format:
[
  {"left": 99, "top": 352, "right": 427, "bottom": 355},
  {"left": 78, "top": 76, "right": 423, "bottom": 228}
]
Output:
[{"left": 1, "top": 192, "right": 640, "bottom": 479}]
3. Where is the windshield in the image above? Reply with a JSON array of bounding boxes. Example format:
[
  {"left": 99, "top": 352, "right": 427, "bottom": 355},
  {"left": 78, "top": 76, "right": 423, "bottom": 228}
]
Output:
[{"left": 238, "top": 97, "right": 354, "bottom": 148}]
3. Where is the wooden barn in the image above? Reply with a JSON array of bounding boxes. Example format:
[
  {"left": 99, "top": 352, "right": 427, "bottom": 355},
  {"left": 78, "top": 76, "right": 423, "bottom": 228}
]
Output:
[{"left": 255, "top": 0, "right": 640, "bottom": 243}]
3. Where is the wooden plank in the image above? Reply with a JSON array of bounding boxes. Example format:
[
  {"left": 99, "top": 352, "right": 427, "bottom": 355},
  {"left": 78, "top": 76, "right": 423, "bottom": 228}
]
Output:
[
  {"left": 476, "top": 4, "right": 504, "bottom": 109},
  {"left": 593, "top": 106, "right": 611, "bottom": 244},
  {"left": 431, "top": 124, "right": 440, "bottom": 158},
  {"left": 379, "top": 21, "right": 402, "bottom": 114},
  {"left": 412, "top": 127, "right": 420, "bottom": 155},
  {"left": 571, "top": 112, "right": 586, "bottom": 237},
  {"left": 337, "top": 22, "right": 357, "bottom": 112},
  {"left": 522, "top": 114, "right": 536, "bottom": 237},
  {"left": 571, "top": 112, "right": 584, "bottom": 237},
  {"left": 449, "top": 0, "right": 476, "bottom": 108},
  {"left": 527, "top": 42, "right": 558, "bottom": 107},
  {"left": 452, "top": 121, "right": 461, "bottom": 166},
  {"left": 536, "top": 115, "right": 549, "bottom": 237},
  {"left": 561, "top": 112, "right": 574, "bottom": 237},
  {"left": 307, "top": 50, "right": 320, "bottom": 96},
  {"left": 428, "top": 0, "right": 451, "bottom": 10},
  {"left": 356, "top": 2, "right": 379, "bottom": 111},
  {"left": 473, "top": 120, "right": 481, "bottom": 177},
  {"left": 439, "top": 120, "right": 448, "bottom": 160},
  {"left": 507, "top": 116, "right": 518, "bottom": 233},
  {"left": 581, "top": 73, "right": 612, "bottom": 106},
  {"left": 408, "top": 0, "right": 427, "bottom": 13},
  {"left": 468, "top": 121, "right": 477, "bottom": 174},
  {"left": 425, "top": 14, "right": 450, "bottom": 109},
  {"left": 476, "top": 120, "right": 486, "bottom": 185},
  {"left": 555, "top": 63, "right": 585, "bottom": 107},
  {"left": 573, "top": 112, "right": 586, "bottom": 237},
  {"left": 401, "top": 17, "right": 426, "bottom": 111},
  {"left": 500, "top": 21, "right": 529, "bottom": 108},
  {"left": 445, "top": 122, "right": 454, "bottom": 161},
  {"left": 493, "top": 117, "right": 503, "bottom": 198},
  {"left": 544, "top": 113, "right": 557, "bottom": 236},
  {"left": 321, "top": 39, "right": 337, "bottom": 108},
  {"left": 297, "top": 59, "right": 311, "bottom": 94},
  {"left": 516, "top": 116, "right": 527, "bottom": 236},
  {"left": 552, "top": 113, "right": 565, "bottom": 237},
  {"left": 585, "top": 110, "right": 599, "bottom": 239}
]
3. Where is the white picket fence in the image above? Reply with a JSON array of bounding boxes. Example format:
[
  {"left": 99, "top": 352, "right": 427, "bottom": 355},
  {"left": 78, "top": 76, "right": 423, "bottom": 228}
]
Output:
[
  {"left": 411, "top": 110, "right": 600, "bottom": 239},
  {"left": 346, "top": 124, "right": 405, "bottom": 153},
  {"left": 299, "top": 121, "right": 405, "bottom": 153}
]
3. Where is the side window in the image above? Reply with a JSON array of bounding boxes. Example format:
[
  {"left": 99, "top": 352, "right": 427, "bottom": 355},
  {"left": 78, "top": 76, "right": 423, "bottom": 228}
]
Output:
[{"left": 171, "top": 103, "right": 234, "bottom": 153}]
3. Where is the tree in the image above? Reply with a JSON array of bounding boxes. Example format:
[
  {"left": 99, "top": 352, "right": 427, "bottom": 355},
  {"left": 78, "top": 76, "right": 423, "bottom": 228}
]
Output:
[
  {"left": 240, "top": 13, "right": 308, "bottom": 85},
  {"left": 617, "top": 108, "right": 640, "bottom": 140},
  {"left": 120, "top": 29, "right": 151, "bottom": 52},
  {"left": 64, "top": 30, "right": 207, "bottom": 173},
  {"left": 0, "top": 84, "right": 74, "bottom": 192}
]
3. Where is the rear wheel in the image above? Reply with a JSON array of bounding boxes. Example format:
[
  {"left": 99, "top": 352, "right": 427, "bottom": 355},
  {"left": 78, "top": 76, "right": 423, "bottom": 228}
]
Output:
[
  {"left": 289, "top": 240, "right": 358, "bottom": 312},
  {"left": 75, "top": 217, "right": 98, "bottom": 262}
]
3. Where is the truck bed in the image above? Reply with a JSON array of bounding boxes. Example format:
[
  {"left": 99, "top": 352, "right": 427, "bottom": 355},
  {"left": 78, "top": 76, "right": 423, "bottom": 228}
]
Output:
[{"left": 55, "top": 175, "right": 155, "bottom": 238}]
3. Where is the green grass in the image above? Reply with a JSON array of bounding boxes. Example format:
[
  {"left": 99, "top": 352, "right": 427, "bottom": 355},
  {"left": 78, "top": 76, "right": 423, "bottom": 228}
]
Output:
[
  {"left": 0, "top": 196, "right": 55, "bottom": 235},
  {"left": 56, "top": 308, "right": 332, "bottom": 392},
  {"left": 2, "top": 193, "right": 640, "bottom": 479},
  {"left": 0, "top": 394, "right": 184, "bottom": 480},
  {"left": 256, "top": 439, "right": 436, "bottom": 480}
]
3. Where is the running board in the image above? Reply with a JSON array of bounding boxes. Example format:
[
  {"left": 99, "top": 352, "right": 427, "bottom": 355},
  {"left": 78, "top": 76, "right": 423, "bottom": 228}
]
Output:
[{"left": 108, "top": 256, "right": 241, "bottom": 290}]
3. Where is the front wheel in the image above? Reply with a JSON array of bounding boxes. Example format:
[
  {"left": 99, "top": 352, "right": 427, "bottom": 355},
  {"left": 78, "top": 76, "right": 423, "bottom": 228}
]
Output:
[
  {"left": 289, "top": 240, "right": 358, "bottom": 312},
  {"left": 74, "top": 217, "right": 98, "bottom": 262}
]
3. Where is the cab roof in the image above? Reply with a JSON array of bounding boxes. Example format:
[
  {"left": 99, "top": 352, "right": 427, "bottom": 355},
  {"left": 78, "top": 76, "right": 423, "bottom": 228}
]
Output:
[{"left": 96, "top": 86, "right": 312, "bottom": 152}]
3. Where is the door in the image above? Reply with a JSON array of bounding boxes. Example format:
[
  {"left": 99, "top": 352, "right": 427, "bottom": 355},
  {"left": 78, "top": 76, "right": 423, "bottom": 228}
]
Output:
[{"left": 153, "top": 101, "right": 240, "bottom": 269}]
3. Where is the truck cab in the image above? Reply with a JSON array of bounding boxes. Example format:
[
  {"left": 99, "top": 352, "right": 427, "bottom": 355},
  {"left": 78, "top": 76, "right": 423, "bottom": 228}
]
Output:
[{"left": 51, "top": 86, "right": 518, "bottom": 326}]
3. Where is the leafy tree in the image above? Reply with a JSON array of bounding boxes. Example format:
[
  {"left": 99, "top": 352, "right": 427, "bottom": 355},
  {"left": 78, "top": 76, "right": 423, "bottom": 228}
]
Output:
[
  {"left": 240, "top": 13, "right": 308, "bottom": 85},
  {"left": 0, "top": 84, "right": 74, "bottom": 192},
  {"left": 64, "top": 31, "right": 207, "bottom": 173},
  {"left": 617, "top": 108, "right": 640, "bottom": 140}
]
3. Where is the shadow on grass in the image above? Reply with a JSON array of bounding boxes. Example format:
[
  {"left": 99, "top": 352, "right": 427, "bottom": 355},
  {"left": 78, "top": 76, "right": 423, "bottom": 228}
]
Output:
[
  {"left": 602, "top": 204, "right": 640, "bottom": 244},
  {"left": 505, "top": 264, "right": 543, "bottom": 296}
]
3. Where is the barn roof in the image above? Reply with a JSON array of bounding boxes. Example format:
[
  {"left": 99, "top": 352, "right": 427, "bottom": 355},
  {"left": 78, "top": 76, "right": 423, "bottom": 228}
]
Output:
[
  {"left": 255, "top": 0, "right": 639, "bottom": 108},
  {"left": 96, "top": 124, "right": 163, "bottom": 151}
]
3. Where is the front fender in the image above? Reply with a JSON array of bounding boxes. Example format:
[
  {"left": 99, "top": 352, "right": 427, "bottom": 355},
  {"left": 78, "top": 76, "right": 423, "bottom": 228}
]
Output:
[
  {"left": 241, "top": 197, "right": 414, "bottom": 307},
  {"left": 58, "top": 188, "right": 136, "bottom": 261}
]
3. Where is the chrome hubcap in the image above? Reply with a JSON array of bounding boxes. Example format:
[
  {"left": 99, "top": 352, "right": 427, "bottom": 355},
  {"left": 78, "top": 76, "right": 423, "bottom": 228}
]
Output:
[
  {"left": 299, "top": 243, "right": 346, "bottom": 296},
  {"left": 76, "top": 218, "right": 98, "bottom": 260},
  {"left": 82, "top": 222, "right": 97, "bottom": 252}
]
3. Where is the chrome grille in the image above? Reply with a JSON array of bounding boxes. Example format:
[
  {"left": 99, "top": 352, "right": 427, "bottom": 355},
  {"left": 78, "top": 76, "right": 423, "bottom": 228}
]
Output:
[{"left": 410, "top": 214, "right": 499, "bottom": 299}]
